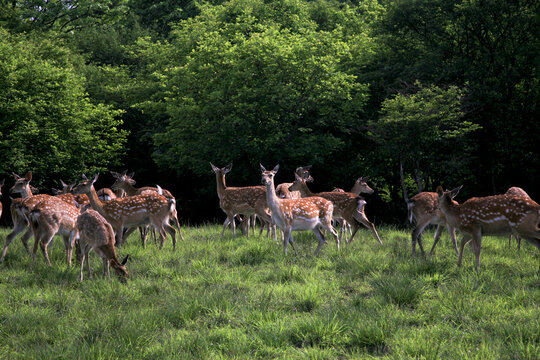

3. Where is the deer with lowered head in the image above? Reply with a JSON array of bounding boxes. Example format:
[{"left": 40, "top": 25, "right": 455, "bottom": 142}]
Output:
[
  {"left": 72, "top": 174, "right": 176, "bottom": 249},
  {"left": 436, "top": 186, "right": 540, "bottom": 274},
  {"left": 261, "top": 164, "right": 338, "bottom": 255},
  {"left": 504, "top": 187, "right": 531, "bottom": 250},
  {"left": 77, "top": 209, "right": 129, "bottom": 281}
]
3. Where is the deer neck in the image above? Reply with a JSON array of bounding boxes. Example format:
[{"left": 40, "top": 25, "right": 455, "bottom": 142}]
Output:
[
  {"left": 87, "top": 186, "right": 107, "bottom": 217},
  {"left": 215, "top": 172, "right": 227, "bottom": 199},
  {"left": 122, "top": 181, "right": 138, "bottom": 196},
  {"left": 19, "top": 184, "right": 33, "bottom": 199},
  {"left": 264, "top": 177, "right": 281, "bottom": 214},
  {"left": 438, "top": 197, "right": 459, "bottom": 225},
  {"left": 297, "top": 181, "right": 314, "bottom": 198}
]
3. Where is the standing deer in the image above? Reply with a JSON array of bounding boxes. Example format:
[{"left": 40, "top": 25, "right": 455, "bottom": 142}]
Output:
[
  {"left": 26, "top": 196, "right": 80, "bottom": 266},
  {"left": 1, "top": 172, "right": 52, "bottom": 262},
  {"left": 77, "top": 209, "right": 129, "bottom": 281},
  {"left": 436, "top": 186, "right": 540, "bottom": 274},
  {"left": 407, "top": 190, "right": 460, "bottom": 257},
  {"left": 289, "top": 174, "right": 382, "bottom": 246},
  {"left": 211, "top": 163, "right": 274, "bottom": 241},
  {"left": 504, "top": 187, "right": 531, "bottom": 250},
  {"left": 72, "top": 174, "right": 176, "bottom": 249},
  {"left": 261, "top": 164, "right": 339, "bottom": 255}
]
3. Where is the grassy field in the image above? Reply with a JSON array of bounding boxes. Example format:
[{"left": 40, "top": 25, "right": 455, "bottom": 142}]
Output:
[{"left": 0, "top": 224, "right": 538, "bottom": 359}]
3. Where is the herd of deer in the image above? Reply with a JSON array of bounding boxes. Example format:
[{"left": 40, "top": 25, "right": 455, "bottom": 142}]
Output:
[
  {"left": 213, "top": 163, "right": 540, "bottom": 276},
  {"left": 0, "top": 164, "right": 539, "bottom": 281}
]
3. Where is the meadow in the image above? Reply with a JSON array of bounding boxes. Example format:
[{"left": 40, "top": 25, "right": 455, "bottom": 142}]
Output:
[{"left": 0, "top": 225, "right": 538, "bottom": 359}]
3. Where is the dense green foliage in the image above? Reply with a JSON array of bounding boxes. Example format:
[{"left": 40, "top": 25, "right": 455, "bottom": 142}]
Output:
[
  {"left": 0, "top": 0, "right": 538, "bottom": 223},
  {"left": 0, "top": 226, "right": 538, "bottom": 358}
]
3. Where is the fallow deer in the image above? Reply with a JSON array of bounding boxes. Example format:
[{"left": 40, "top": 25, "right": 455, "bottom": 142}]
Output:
[
  {"left": 289, "top": 174, "right": 382, "bottom": 246},
  {"left": 77, "top": 209, "right": 129, "bottom": 281},
  {"left": 211, "top": 163, "right": 274, "bottom": 241},
  {"left": 110, "top": 170, "right": 185, "bottom": 242},
  {"left": 26, "top": 196, "right": 80, "bottom": 266},
  {"left": 261, "top": 164, "right": 339, "bottom": 255},
  {"left": 407, "top": 190, "right": 460, "bottom": 257},
  {"left": 1, "top": 172, "right": 52, "bottom": 262},
  {"left": 436, "top": 186, "right": 540, "bottom": 274},
  {"left": 504, "top": 187, "right": 531, "bottom": 250},
  {"left": 72, "top": 174, "right": 176, "bottom": 249}
]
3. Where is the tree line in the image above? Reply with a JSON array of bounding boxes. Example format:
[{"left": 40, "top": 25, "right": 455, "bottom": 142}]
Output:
[{"left": 1, "top": 0, "right": 538, "bottom": 225}]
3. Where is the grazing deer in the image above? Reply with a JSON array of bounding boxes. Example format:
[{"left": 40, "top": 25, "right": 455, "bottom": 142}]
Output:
[
  {"left": 1, "top": 172, "right": 52, "bottom": 262},
  {"left": 436, "top": 186, "right": 540, "bottom": 274},
  {"left": 289, "top": 174, "right": 382, "bottom": 246},
  {"left": 72, "top": 174, "right": 176, "bottom": 249},
  {"left": 211, "top": 163, "right": 274, "bottom": 241},
  {"left": 110, "top": 171, "right": 185, "bottom": 242},
  {"left": 504, "top": 187, "right": 531, "bottom": 250},
  {"left": 261, "top": 164, "right": 339, "bottom": 255},
  {"left": 77, "top": 209, "right": 129, "bottom": 281},
  {"left": 407, "top": 190, "right": 460, "bottom": 257},
  {"left": 26, "top": 196, "right": 80, "bottom": 266}
]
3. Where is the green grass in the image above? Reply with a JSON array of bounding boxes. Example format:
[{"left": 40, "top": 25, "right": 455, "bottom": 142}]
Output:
[{"left": 0, "top": 224, "right": 538, "bottom": 359}]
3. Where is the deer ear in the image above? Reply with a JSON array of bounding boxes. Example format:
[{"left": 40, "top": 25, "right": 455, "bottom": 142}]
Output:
[
  {"left": 260, "top": 164, "right": 267, "bottom": 172},
  {"left": 60, "top": 179, "right": 68, "bottom": 187},
  {"left": 82, "top": 174, "right": 88, "bottom": 180},
  {"left": 25, "top": 171, "right": 32, "bottom": 182},
  {"left": 12, "top": 172, "right": 21, "bottom": 180},
  {"left": 436, "top": 186, "right": 444, "bottom": 197},
  {"left": 272, "top": 164, "right": 280, "bottom": 173},
  {"left": 92, "top": 174, "right": 99, "bottom": 184},
  {"left": 110, "top": 171, "right": 119, "bottom": 178},
  {"left": 223, "top": 163, "right": 233, "bottom": 174},
  {"left": 121, "top": 170, "right": 128, "bottom": 176},
  {"left": 121, "top": 254, "right": 130, "bottom": 266},
  {"left": 210, "top": 163, "right": 220, "bottom": 173},
  {"left": 359, "top": 176, "right": 371, "bottom": 182},
  {"left": 450, "top": 185, "right": 463, "bottom": 199},
  {"left": 127, "top": 171, "right": 135, "bottom": 178},
  {"left": 51, "top": 188, "right": 59, "bottom": 195}
]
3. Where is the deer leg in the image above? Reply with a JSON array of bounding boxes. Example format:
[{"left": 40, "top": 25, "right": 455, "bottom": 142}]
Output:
[
  {"left": 288, "top": 233, "right": 299, "bottom": 256},
  {"left": 40, "top": 236, "right": 53, "bottom": 267},
  {"left": 447, "top": 225, "right": 459, "bottom": 256},
  {"left": 282, "top": 228, "right": 292, "bottom": 255},
  {"left": 471, "top": 230, "right": 483, "bottom": 271},
  {"left": 79, "top": 245, "right": 87, "bottom": 281},
  {"left": 411, "top": 220, "right": 429, "bottom": 257},
  {"left": 428, "top": 225, "right": 445, "bottom": 257},
  {"left": 457, "top": 234, "right": 472, "bottom": 267},
  {"left": 163, "top": 223, "right": 177, "bottom": 250},
  {"left": 313, "top": 228, "right": 327, "bottom": 256},
  {"left": 172, "top": 211, "right": 185, "bottom": 242},
  {"left": 517, "top": 235, "right": 521, "bottom": 251},
  {"left": 353, "top": 211, "right": 383, "bottom": 245},
  {"left": 1, "top": 221, "right": 28, "bottom": 262}
]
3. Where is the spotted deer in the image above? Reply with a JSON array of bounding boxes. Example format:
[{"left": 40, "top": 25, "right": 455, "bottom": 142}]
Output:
[
  {"left": 289, "top": 174, "right": 382, "bottom": 246},
  {"left": 77, "top": 209, "right": 129, "bottom": 281},
  {"left": 1, "top": 172, "right": 52, "bottom": 262},
  {"left": 52, "top": 180, "right": 90, "bottom": 209},
  {"left": 26, "top": 196, "right": 80, "bottom": 266},
  {"left": 436, "top": 186, "right": 540, "bottom": 274},
  {"left": 261, "top": 164, "right": 339, "bottom": 255},
  {"left": 332, "top": 176, "right": 375, "bottom": 240},
  {"left": 72, "top": 174, "right": 176, "bottom": 249},
  {"left": 504, "top": 187, "right": 531, "bottom": 250},
  {"left": 407, "top": 189, "right": 460, "bottom": 257},
  {"left": 211, "top": 163, "right": 274, "bottom": 241},
  {"left": 110, "top": 170, "right": 185, "bottom": 242}
]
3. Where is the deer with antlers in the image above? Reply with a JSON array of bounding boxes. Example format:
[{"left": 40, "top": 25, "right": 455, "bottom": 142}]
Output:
[
  {"left": 436, "top": 186, "right": 540, "bottom": 274},
  {"left": 110, "top": 170, "right": 185, "bottom": 243},
  {"left": 289, "top": 174, "right": 382, "bottom": 246},
  {"left": 77, "top": 209, "right": 129, "bottom": 281},
  {"left": 72, "top": 174, "right": 176, "bottom": 249},
  {"left": 261, "top": 164, "right": 339, "bottom": 255},
  {"left": 407, "top": 189, "right": 460, "bottom": 257},
  {"left": 211, "top": 163, "right": 275, "bottom": 241}
]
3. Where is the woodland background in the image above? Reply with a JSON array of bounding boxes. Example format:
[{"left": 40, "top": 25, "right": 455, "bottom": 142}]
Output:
[{"left": 0, "top": 0, "right": 538, "bottom": 225}]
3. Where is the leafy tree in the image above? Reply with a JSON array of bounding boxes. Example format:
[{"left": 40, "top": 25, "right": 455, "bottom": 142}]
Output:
[
  {"left": 369, "top": 82, "right": 479, "bottom": 200},
  {"left": 0, "top": 30, "right": 127, "bottom": 188}
]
